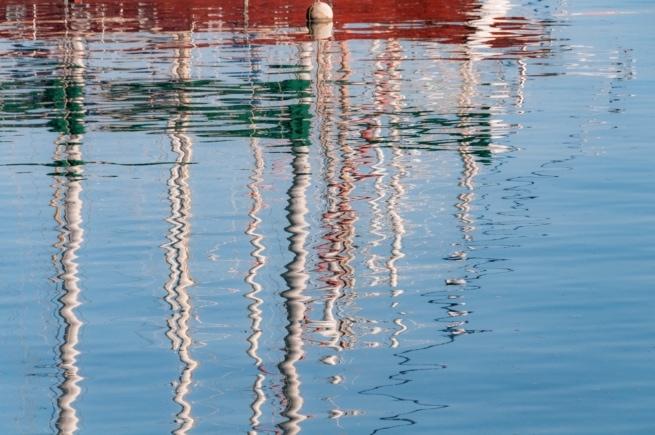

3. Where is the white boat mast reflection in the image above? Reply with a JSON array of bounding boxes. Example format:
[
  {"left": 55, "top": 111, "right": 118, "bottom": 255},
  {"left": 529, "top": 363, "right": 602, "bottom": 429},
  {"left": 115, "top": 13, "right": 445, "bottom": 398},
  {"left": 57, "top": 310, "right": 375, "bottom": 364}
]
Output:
[
  {"left": 265, "top": 40, "right": 325, "bottom": 433},
  {"left": 241, "top": 12, "right": 268, "bottom": 429},
  {"left": 277, "top": 144, "right": 311, "bottom": 434},
  {"left": 244, "top": 131, "right": 267, "bottom": 429},
  {"left": 51, "top": 4, "right": 88, "bottom": 433},
  {"left": 51, "top": 113, "right": 85, "bottom": 435},
  {"left": 162, "top": 31, "right": 198, "bottom": 435},
  {"left": 244, "top": 37, "right": 329, "bottom": 433},
  {"left": 375, "top": 39, "right": 407, "bottom": 290}
]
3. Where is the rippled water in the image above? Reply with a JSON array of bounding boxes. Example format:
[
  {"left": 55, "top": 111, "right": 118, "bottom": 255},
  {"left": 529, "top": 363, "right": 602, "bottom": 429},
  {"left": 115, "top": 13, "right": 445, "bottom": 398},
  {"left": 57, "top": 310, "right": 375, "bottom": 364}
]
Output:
[{"left": 1, "top": 0, "right": 654, "bottom": 433}]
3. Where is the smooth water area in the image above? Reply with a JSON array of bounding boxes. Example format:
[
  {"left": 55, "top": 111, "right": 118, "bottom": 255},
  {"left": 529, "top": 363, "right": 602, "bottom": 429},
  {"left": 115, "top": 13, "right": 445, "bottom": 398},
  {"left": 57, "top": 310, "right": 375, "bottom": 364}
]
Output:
[{"left": 1, "top": 0, "right": 654, "bottom": 433}]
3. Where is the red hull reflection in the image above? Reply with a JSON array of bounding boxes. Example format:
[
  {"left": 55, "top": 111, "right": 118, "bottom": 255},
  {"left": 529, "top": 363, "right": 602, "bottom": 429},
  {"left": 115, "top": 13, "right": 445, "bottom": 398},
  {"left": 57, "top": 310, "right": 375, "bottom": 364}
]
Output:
[{"left": 0, "top": 0, "right": 544, "bottom": 45}]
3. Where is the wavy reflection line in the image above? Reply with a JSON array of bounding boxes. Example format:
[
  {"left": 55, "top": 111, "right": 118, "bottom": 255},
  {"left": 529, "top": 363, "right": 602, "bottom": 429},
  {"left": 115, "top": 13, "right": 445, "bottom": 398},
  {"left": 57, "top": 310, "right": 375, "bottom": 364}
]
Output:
[
  {"left": 456, "top": 58, "right": 480, "bottom": 232},
  {"left": 277, "top": 146, "right": 312, "bottom": 434},
  {"left": 360, "top": 353, "right": 448, "bottom": 434},
  {"left": 272, "top": 42, "right": 325, "bottom": 431},
  {"left": 313, "top": 38, "right": 355, "bottom": 351},
  {"left": 517, "top": 58, "right": 527, "bottom": 109},
  {"left": 237, "top": 12, "right": 280, "bottom": 429},
  {"left": 51, "top": 9, "right": 88, "bottom": 432},
  {"left": 443, "top": 0, "right": 521, "bottom": 334},
  {"left": 375, "top": 39, "right": 407, "bottom": 289},
  {"left": 51, "top": 145, "right": 84, "bottom": 435},
  {"left": 244, "top": 135, "right": 266, "bottom": 427},
  {"left": 163, "top": 31, "right": 198, "bottom": 435},
  {"left": 456, "top": 0, "right": 517, "bottom": 235},
  {"left": 244, "top": 42, "right": 268, "bottom": 430},
  {"left": 245, "top": 138, "right": 266, "bottom": 429},
  {"left": 366, "top": 144, "right": 390, "bottom": 285},
  {"left": 386, "top": 152, "right": 407, "bottom": 290},
  {"left": 346, "top": 40, "right": 392, "bottom": 287}
]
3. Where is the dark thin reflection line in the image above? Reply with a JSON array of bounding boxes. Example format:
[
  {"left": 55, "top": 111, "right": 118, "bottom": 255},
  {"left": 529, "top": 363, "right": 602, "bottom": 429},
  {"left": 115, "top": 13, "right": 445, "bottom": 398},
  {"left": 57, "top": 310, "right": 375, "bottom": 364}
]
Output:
[
  {"left": 162, "top": 31, "right": 198, "bottom": 435},
  {"left": 359, "top": 340, "right": 465, "bottom": 434}
]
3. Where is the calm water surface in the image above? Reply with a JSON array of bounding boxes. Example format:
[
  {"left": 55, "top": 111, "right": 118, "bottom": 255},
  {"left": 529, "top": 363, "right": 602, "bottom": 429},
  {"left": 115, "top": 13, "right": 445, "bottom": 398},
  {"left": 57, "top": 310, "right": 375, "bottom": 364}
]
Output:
[{"left": 1, "top": 0, "right": 654, "bottom": 433}]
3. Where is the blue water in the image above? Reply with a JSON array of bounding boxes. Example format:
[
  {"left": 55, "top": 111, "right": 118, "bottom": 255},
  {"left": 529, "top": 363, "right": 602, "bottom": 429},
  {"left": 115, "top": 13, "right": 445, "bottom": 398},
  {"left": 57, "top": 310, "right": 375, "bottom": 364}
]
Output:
[{"left": 1, "top": 0, "right": 654, "bottom": 433}]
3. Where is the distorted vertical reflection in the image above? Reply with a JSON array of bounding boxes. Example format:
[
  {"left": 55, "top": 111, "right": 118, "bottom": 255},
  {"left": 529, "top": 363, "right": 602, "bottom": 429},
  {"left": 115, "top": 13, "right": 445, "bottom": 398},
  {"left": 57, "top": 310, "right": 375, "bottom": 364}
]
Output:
[
  {"left": 51, "top": 147, "right": 84, "bottom": 435},
  {"left": 386, "top": 145, "right": 407, "bottom": 340},
  {"left": 441, "top": 0, "right": 518, "bottom": 337},
  {"left": 358, "top": 38, "right": 409, "bottom": 293},
  {"left": 51, "top": 4, "right": 88, "bottom": 433},
  {"left": 245, "top": 140, "right": 267, "bottom": 429},
  {"left": 377, "top": 40, "right": 407, "bottom": 289},
  {"left": 517, "top": 58, "right": 527, "bottom": 110},
  {"left": 366, "top": 144, "right": 390, "bottom": 286},
  {"left": 456, "top": 0, "right": 514, "bottom": 236},
  {"left": 361, "top": 39, "right": 410, "bottom": 349},
  {"left": 455, "top": 53, "right": 479, "bottom": 235},
  {"left": 242, "top": 22, "right": 268, "bottom": 431},
  {"left": 276, "top": 44, "right": 314, "bottom": 428},
  {"left": 51, "top": 130, "right": 85, "bottom": 435},
  {"left": 162, "top": 31, "right": 198, "bottom": 435},
  {"left": 312, "top": 37, "right": 353, "bottom": 352},
  {"left": 359, "top": 40, "right": 390, "bottom": 288},
  {"left": 278, "top": 145, "right": 311, "bottom": 434},
  {"left": 333, "top": 39, "right": 369, "bottom": 302}
]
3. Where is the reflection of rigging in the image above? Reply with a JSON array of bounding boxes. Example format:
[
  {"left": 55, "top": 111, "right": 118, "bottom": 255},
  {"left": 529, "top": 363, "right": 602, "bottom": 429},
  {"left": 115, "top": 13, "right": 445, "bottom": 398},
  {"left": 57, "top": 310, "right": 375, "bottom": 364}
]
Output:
[
  {"left": 51, "top": 5, "right": 88, "bottom": 433},
  {"left": 162, "top": 31, "right": 198, "bottom": 435}
]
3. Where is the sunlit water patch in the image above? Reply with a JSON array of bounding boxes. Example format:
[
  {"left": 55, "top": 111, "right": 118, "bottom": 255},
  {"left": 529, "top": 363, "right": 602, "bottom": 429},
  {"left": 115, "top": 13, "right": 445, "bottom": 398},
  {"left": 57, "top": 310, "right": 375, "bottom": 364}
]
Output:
[{"left": 0, "top": 0, "right": 654, "bottom": 433}]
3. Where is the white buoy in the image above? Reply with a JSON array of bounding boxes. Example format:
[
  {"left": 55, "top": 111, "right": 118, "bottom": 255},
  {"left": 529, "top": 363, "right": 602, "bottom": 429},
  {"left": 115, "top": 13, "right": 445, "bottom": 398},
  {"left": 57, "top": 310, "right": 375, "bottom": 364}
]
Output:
[{"left": 306, "top": 0, "right": 333, "bottom": 22}]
